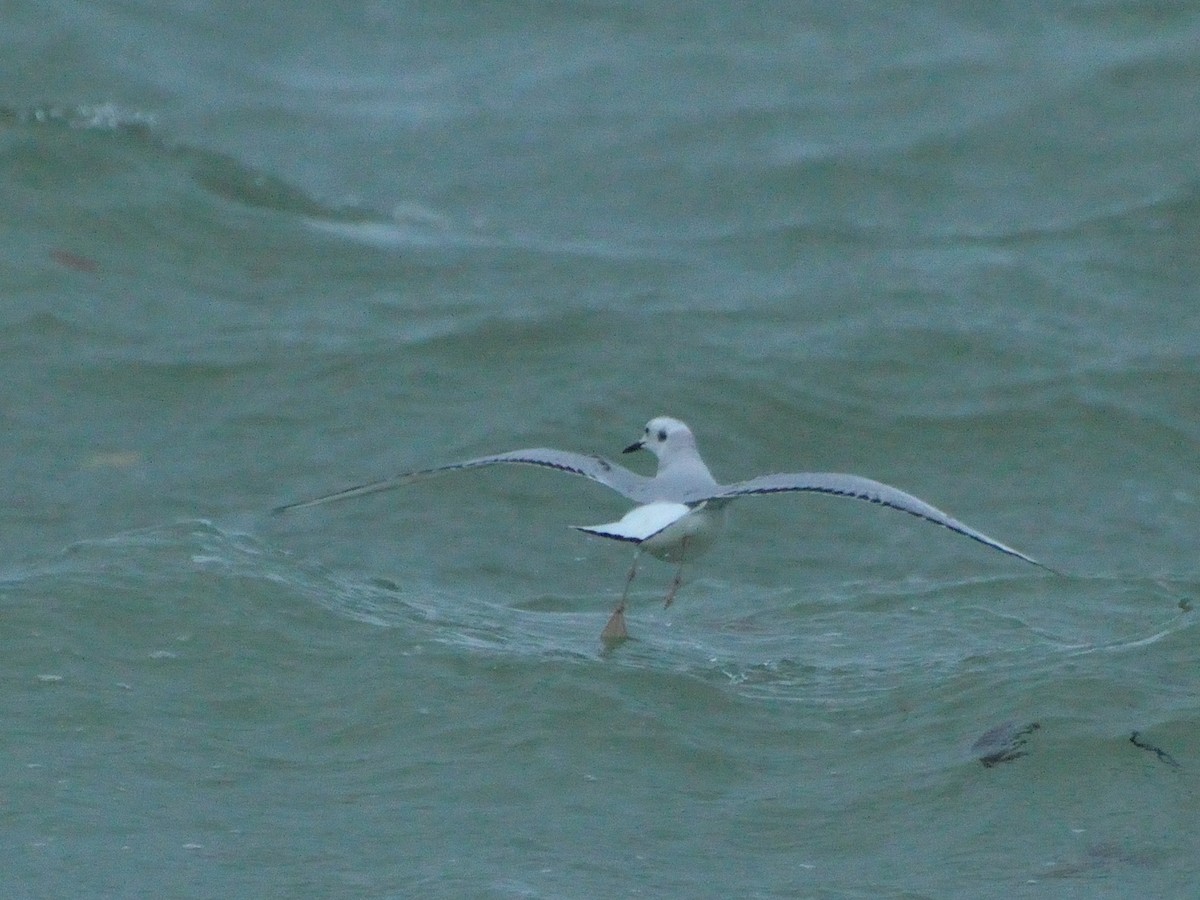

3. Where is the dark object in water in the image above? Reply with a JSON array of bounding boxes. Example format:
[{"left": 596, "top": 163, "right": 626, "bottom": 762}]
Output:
[
  {"left": 1129, "top": 731, "right": 1181, "bottom": 768},
  {"left": 1041, "top": 840, "right": 1161, "bottom": 878},
  {"left": 50, "top": 248, "right": 100, "bottom": 273},
  {"left": 972, "top": 721, "right": 1040, "bottom": 767}
]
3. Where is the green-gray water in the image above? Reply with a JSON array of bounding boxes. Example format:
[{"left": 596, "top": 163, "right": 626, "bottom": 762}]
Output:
[{"left": 4, "top": 2, "right": 1198, "bottom": 897}]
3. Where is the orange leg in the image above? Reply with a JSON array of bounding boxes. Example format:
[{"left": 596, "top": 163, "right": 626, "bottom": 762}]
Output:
[
  {"left": 601, "top": 548, "right": 641, "bottom": 642},
  {"left": 663, "top": 537, "right": 688, "bottom": 608}
]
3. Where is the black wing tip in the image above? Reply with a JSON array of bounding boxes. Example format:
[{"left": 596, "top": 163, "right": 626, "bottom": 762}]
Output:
[
  {"left": 271, "top": 498, "right": 318, "bottom": 515},
  {"left": 1026, "top": 556, "right": 1064, "bottom": 576}
]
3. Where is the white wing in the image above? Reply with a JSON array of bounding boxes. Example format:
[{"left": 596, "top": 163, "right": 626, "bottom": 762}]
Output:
[
  {"left": 573, "top": 502, "right": 692, "bottom": 544},
  {"left": 273, "top": 448, "right": 654, "bottom": 514},
  {"left": 687, "top": 472, "right": 1051, "bottom": 571}
]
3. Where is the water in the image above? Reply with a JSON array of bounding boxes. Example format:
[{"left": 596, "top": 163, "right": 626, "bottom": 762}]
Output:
[{"left": 4, "top": 1, "right": 1199, "bottom": 896}]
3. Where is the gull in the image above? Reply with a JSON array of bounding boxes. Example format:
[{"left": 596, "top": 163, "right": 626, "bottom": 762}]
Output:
[{"left": 274, "top": 416, "right": 1050, "bottom": 641}]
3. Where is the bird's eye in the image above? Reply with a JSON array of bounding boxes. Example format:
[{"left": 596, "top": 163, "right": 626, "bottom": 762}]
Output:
[{"left": 657, "top": 429, "right": 667, "bottom": 441}]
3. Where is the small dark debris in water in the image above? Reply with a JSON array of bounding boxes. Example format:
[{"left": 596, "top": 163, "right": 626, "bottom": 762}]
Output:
[
  {"left": 1179, "top": 598, "right": 1193, "bottom": 612},
  {"left": 973, "top": 721, "right": 1040, "bottom": 767},
  {"left": 1130, "top": 731, "right": 1180, "bottom": 768},
  {"left": 50, "top": 248, "right": 100, "bottom": 274},
  {"left": 1041, "top": 841, "right": 1160, "bottom": 878}
]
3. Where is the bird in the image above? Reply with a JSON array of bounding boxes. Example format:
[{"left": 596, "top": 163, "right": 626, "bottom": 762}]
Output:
[{"left": 274, "top": 416, "right": 1050, "bottom": 641}]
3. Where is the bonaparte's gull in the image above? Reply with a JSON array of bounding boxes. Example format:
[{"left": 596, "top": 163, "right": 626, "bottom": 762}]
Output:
[{"left": 275, "top": 416, "right": 1049, "bottom": 641}]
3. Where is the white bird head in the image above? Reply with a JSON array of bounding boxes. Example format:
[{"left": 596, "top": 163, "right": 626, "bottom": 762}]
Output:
[
  {"left": 622, "top": 417, "right": 718, "bottom": 490},
  {"left": 623, "top": 416, "right": 695, "bottom": 459}
]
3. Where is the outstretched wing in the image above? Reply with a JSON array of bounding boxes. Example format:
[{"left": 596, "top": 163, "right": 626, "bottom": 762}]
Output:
[
  {"left": 686, "top": 472, "right": 1050, "bottom": 571},
  {"left": 273, "top": 448, "right": 654, "bottom": 514}
]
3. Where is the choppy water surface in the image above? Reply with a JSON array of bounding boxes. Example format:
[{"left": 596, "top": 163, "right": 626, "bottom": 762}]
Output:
[{"left": 4, "top": 2, "right": 1199, "bottom": 897}]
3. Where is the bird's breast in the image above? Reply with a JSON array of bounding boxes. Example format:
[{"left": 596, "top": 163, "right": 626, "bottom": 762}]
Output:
[{"left": 641, "top": 502, "right": 726, "bottom": 563}]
